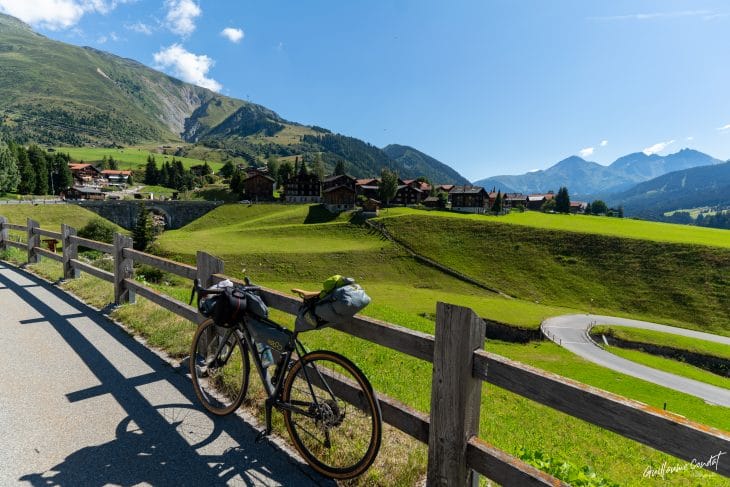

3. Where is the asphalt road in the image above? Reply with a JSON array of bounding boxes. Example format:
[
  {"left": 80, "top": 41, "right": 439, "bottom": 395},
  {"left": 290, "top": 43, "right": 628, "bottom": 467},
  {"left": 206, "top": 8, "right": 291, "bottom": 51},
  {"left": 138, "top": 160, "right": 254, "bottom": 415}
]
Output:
[
  {"left": 0, "top": 262, "right": 334, "bottom": 486},
  {"left": 542, "top": 314, "right": 730, "bottom": 407}
]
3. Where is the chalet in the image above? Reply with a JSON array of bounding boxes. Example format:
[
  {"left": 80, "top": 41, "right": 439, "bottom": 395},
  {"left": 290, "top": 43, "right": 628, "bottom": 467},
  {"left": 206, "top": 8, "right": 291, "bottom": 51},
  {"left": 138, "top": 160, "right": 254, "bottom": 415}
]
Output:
[
  {"left": 526, "top": 193, "right": 554, "bottom": 211},
  {"left": 285, "top": 172, "right": 321, "bottom": 203},
  {"left": 450, "top": 186, "right": 488, "bottom": 213},
  {"left": 355, "top": 178, "right": 380, "bottom": 200},
  {"left": 242, "top": 172, "right": 276, "bottom": 201},
  {"left": 62, "top": 186, "right": 105, "bottom": 201},
  {"left": 503, "top": 193, "right": 526, "bottom": 209},
  {"left": 422, "top": 196, "right": 441, "bottom": 208},
  {"left": 323, "top": 185, "right": 356, "bottom": 213},
  {"left": 392, "top": 183, "right": 423, "bottom": 206},
  {"left": 323, "top": 174, "right": 357, "bottom": 192},
  {"left": 570, "top": 201, "right": 587, "bottom": 214},
  {"left": 68, "top": 163, "right": 103, "bottom": 186},
  {"left": 101, "top": 170, "right": 132, "bottom": 187}
]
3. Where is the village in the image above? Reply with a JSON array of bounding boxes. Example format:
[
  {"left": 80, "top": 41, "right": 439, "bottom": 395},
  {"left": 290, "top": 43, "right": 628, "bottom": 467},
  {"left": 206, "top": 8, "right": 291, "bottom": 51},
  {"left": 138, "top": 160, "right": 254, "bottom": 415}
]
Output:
[{"left": 64, "top": 161, "right": 589, "bottom": 216}]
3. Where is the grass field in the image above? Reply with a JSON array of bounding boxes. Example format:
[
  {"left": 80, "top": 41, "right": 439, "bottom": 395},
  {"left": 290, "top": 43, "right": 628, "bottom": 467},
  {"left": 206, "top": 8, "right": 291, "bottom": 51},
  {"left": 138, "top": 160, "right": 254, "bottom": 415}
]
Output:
[
  {"left": 0, "top": 203, "right": 114, "bottom": 230},
  {"left": 379, "top": 208, "right": 730, "bottom": 248},
  {"left": 377, "top": 210, "right": 730, "bottom": 334},
  {"left": 606, "top": 347, "right": 730, "bottom": 390},
  {"left": 55, "top": 146, "right": 224, "bottom": 172},
  {"left": 592, "top": 325, "right": 730, "bottom": 360},
  {"left": 5, "top": 203, "right": 730, "bottom": 485}
]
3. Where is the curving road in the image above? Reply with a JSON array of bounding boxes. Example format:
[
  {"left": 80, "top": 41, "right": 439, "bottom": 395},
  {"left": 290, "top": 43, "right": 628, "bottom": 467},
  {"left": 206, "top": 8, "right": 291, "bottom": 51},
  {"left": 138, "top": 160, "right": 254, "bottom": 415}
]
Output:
[
  {"left": 0, "top": 262, "right": 333, "bottom": 486},
  {"left": 542, "top": 314, "right": 730, "bottom": 407}
]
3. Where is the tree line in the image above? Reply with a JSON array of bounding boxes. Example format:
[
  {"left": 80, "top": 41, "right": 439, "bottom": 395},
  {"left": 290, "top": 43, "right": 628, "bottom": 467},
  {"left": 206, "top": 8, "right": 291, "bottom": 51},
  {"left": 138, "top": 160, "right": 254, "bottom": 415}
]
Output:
[
  {"left": 0, "top": 139, "right": 73, "bottom": 195},
  {"left": 143, "top": 155, "right": 213, "bottom": 191}
]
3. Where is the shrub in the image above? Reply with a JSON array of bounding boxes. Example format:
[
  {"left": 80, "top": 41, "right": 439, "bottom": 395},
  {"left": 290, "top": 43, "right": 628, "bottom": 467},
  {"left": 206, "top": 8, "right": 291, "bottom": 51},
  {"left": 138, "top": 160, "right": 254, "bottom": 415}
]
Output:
[
  {"left": 78, "top": 218, "right": 116, "bottom": 244},
  {"left": 135, "top": 264, "right": 164, "bottom": 284}
]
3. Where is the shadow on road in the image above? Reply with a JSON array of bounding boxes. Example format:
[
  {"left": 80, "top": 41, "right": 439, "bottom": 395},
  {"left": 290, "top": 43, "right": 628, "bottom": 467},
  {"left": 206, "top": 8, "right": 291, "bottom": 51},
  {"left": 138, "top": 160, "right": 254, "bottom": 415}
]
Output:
[{"left": 0, "top": 263, "right": 332, "bottom": 486}]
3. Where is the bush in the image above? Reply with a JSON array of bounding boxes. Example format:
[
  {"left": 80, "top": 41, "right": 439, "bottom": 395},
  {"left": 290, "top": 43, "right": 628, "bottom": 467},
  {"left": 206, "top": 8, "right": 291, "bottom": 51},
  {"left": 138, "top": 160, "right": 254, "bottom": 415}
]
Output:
[
  {"left": 78, "top": 218, "right": 117, "bottom": 244},
  {"left": 135, "top": 264, "right": 164, "bottom": 284}
]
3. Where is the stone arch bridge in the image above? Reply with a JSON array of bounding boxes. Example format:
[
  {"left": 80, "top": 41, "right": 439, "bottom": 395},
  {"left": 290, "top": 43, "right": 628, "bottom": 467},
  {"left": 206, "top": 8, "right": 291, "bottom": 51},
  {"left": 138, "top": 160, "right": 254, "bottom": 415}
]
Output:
[{"left": 74, "top": 200, "right": 224, "bottom": 230}]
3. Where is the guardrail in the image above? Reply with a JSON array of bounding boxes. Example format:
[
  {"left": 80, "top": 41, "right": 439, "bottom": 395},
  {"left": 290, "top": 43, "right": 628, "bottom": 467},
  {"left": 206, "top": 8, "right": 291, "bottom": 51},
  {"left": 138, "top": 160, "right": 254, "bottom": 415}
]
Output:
[{"left": 2, "top": 216, "right": 729, "bottom": 485}]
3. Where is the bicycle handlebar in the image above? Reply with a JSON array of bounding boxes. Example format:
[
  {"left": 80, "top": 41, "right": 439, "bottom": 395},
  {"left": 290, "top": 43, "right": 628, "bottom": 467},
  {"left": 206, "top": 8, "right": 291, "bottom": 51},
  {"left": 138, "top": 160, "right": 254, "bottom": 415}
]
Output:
[{"left": 189, "top": 277, "right": 261, "bottom": 305}]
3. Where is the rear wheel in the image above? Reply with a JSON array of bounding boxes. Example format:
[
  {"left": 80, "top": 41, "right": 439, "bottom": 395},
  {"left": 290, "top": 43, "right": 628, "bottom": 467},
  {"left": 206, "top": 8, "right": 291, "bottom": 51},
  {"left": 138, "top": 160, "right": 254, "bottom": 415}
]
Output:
[
  {"left": 282, "top": 350, "right": 382, "bottom": 479},
  {"left": 190, "top": 319, "right": 249, "bottom": 416}
]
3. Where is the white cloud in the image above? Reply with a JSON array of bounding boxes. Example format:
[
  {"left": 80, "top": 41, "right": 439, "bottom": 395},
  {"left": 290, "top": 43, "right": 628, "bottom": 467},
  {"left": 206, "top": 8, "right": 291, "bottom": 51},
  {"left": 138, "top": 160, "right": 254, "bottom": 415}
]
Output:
[
  {"left": 221, "top": 27, "right": 244, "bottom": 43},
  {"left": 686, "top": 136, "right": 695, "bottom": 141},
  {"left": 126, "top": 21, "right": 152, "bottom": 35},
  {"left": 579, "top": 147, "right": 594, "bottom": 158},
  {"left": 642, "top": 140, "right": 675, "bottom": 155},
  {"left": 600, "top": 140, "right": 608, "bottom": 147},
  {"left": 153, "top": 43, "right": 221, "bottom": 92},
  {"left": 717, "top": 124, "right": 730, "bottom": 131},
  {"left": 164, "top": 0, "right": 200, "bottom": 36},
  {"left": 0, "top": 0, "right": 133, "bottom": 30}
]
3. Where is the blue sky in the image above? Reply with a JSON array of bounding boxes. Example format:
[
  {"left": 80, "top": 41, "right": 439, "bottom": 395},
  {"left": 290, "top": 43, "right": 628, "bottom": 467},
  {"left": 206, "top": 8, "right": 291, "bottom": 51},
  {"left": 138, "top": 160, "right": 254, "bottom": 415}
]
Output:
[{"left": 1, "top": 0, "right": 729, "bottom": 181}]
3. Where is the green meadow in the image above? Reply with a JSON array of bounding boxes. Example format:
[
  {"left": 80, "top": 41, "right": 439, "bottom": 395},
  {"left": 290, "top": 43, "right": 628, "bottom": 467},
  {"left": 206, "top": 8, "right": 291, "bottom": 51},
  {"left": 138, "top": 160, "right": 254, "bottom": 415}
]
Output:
[
  {"left": 592, "top": 325, "right": 730, "bottom": 360},
  {"left": 4, "top": 203, "right": 730, "bottom": 485},
  {"left": 55, "top": 146, "right": 224, "bottom": 171}
]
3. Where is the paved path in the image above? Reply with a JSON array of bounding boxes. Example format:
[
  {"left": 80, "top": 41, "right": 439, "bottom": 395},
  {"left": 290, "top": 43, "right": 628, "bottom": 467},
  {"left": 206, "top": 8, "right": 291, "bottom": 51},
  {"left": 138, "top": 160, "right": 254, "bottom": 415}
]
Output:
[
  {"left": 542, "top": 314, "right": 730, "bottom": 407},
  {"left": 0, "top": 262, "right": 333, "bottom": 486}
]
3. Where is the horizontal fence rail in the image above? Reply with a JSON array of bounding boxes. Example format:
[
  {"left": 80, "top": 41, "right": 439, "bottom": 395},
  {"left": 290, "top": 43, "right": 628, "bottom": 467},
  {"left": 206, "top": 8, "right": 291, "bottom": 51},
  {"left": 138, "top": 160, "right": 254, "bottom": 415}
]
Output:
[
  {"left": 69, "top": 235, "right": 115, "bottom": 254},
  {"left": 1, "top": 215, "right": 728, "bottom": 485}
]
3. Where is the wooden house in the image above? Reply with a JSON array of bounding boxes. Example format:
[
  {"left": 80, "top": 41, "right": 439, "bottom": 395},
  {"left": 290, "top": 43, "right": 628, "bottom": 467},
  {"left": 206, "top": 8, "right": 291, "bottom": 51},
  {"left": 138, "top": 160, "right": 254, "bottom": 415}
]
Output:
[
  {"left": 68, "top": 163, "right": 103, "bottom": 187},
  {"left": 242, "top": 172, "right": 276, "bottom": 201},
  {"left": 101, "top": 170, "right": 132, "bottom": 187},
  {"left": 323, "top": 185, "right": 356, "bottom": 213},
  {"left": 392, "top": 183, "right": 423, "bottom": 206},
  {"left": 449, "top": 186, "right": 488, "bottom": 213},
  {"left": 285, "top": 172, "right": 321, "bottom": 203},
  {"left": 323, "top": 174, "right": 356, "bottom": 192},
  {"left": 62, "top": 186, "right": 105, "bottom": 200},
  {"left": 526, "top": 193, "right": 554, "bottom": 211}
]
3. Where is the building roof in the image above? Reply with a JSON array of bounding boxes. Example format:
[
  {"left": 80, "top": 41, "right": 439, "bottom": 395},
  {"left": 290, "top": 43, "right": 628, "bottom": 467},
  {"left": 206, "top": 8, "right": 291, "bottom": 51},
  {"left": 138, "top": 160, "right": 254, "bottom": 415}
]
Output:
[
  {"left": 450, "top": 185, "right": 486, "bottom": 195},
  {"left": 356, "top": 178, "right": 378, "bottom": 186},
  {"left": 323, "top": 174, "right": 355, "bottom": 183},
  {"left": 69, "top": 163, "right": 95, "bottom": 170},
  {"left": 323, "top": 184, "right": 356, "bottom": 194},
  {"left": 437, "top": 184, "right": 455, "bottom": 192},
  {"left": 101, "top": 170, "right": 132, "bottom": 176},
  {"left": 70, "top": 186, "right": 103, "bottom": 194},
  {"left": 423, "top": 196, "right": 439, "bottom": 203},
  {"left": 244, "top": 173, "right": 275, "bottom": 183}
]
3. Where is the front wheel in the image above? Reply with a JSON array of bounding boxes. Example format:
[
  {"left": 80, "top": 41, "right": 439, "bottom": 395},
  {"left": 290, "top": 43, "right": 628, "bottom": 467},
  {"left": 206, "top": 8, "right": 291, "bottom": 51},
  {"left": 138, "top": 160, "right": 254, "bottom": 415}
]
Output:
[
  {"left": 282, "top": 350, "right": 382, "bottom": 480},
  {"left": 190, "top": 319, "right": 250, "bottom": 416}
]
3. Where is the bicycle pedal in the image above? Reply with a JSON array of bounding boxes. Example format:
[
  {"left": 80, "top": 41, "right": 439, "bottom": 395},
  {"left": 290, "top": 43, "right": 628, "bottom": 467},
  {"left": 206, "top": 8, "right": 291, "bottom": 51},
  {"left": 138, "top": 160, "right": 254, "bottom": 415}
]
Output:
[{"left": 255, "top": 429, "right": 269, "bottom": 443}]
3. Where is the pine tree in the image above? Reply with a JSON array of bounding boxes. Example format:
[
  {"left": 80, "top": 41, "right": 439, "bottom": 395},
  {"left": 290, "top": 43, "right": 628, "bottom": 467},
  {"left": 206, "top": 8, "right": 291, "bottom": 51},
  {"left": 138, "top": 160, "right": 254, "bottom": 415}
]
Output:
[
  {"left": 334, "top": 160, "right": 346, "bottom": 176},
  {"left": 144, "top": 155, "right": 159, "bottom": 185},
  {"left": 133, "top": 205, "right": 154, "bottom": 251},
  {"left": 28, "top": 145, "right": 48, "bottom": 195},
  {"left": 492, "top": 190, "right": 503, "bottom": 214},
  {"left": 0, "top": 140, "right": 20, "bottom": 194},
  {"left": 14, "top": 145, "right": 36, "bottom": 194},
  {"left": 584, "top": 202, "right": 592, "bottom": 215},
  {"left": 555, "top": 186, "right": 571, "bottom": 213},
  {"left": 312, "top": 153, "right": 325, "bottom": 181}
]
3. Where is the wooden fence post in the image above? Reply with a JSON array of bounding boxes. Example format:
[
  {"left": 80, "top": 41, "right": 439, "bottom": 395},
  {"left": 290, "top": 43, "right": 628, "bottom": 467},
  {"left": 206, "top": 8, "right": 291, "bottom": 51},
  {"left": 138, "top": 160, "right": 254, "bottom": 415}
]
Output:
[
  {"left": 113, "top": 233, "right": 134, "bottom": 305},
  {"left": 0, "top": 216, "right": 7, "bottom": 251},
  {"left": 427, "top": 302, "right": 486, "bottom": 487},
  {"left": 196, "top": 251, "right": 224, "bottom": 288},
  {"left": 27, "top": 218, "right": 40, "bottom": 264},
  {"left": 61, "top": 224, "right": 79, "bottom": 279}
]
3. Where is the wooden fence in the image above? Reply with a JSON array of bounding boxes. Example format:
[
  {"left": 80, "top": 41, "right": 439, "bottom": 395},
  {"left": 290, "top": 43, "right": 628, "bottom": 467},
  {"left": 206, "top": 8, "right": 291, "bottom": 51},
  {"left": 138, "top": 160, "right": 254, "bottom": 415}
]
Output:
[{"left": 2, "top": 216, "right": 729, "bottom": 486}]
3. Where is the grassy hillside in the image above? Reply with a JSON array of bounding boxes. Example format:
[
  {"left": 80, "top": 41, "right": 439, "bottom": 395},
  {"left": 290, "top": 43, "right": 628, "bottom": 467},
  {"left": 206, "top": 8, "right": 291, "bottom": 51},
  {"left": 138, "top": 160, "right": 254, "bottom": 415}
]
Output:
[
  {"left": 55, "top": 146, "right": 223, "bottom": 172},
  {"left": 0, "top": 203, "right": 117, "bottom": 230},
  {"left": 376, "top": 209, "right": 730, "bottom": 334},
  {"left": 157, "top": 204, "right": 571, "bottom": 328}
]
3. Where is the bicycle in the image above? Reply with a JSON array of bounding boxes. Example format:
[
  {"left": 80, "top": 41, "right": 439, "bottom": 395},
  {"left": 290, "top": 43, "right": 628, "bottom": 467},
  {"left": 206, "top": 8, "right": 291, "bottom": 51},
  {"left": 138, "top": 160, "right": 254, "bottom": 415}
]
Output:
[{"left": 188, "top": 278, "right": 382, "bottom": 480}]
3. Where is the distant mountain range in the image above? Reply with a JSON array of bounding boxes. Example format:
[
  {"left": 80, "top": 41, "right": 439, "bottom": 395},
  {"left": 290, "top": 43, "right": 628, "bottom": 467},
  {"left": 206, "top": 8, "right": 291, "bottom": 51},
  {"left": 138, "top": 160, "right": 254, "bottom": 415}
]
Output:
[
  {"left": 0, "top": 13, "right": 468, "bottom": 184},
  {"left": 473, "top": 149, "right": 724, "bottom": 198},
  {"left": 608, "top": 161, "right": 730, "bottom": 218}
]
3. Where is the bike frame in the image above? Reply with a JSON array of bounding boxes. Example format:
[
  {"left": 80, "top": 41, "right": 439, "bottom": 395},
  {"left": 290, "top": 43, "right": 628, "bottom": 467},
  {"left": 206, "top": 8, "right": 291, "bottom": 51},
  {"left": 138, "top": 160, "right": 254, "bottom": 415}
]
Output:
[{"left": 208, "top": 315, "right": 336, "bottom": 439}]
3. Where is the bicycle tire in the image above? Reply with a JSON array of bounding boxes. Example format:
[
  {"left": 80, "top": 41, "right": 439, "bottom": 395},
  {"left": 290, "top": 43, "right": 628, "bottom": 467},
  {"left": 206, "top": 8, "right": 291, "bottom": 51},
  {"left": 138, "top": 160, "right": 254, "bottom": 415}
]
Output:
[
  {"left": 190, "top": 319, "right": 250, "bottom": 416},
  {"left": 282, "top": 350, "right": 382, "bottom": 479}
]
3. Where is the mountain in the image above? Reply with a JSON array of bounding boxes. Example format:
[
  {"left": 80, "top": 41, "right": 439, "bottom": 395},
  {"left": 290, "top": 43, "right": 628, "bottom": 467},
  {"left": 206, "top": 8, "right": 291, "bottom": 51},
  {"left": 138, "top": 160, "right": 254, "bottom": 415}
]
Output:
[
  {"left": 382, "top": 144, "right": 469, "bottom": 184},
  {"left": 609, "top": 161, "right": 730, "bottom": 218},
  {"left": 473, "top": 149, "right": 723, "bottom": 197},
  {"left": 0, "top": 13, "right": 468, "bottom": 183}
]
